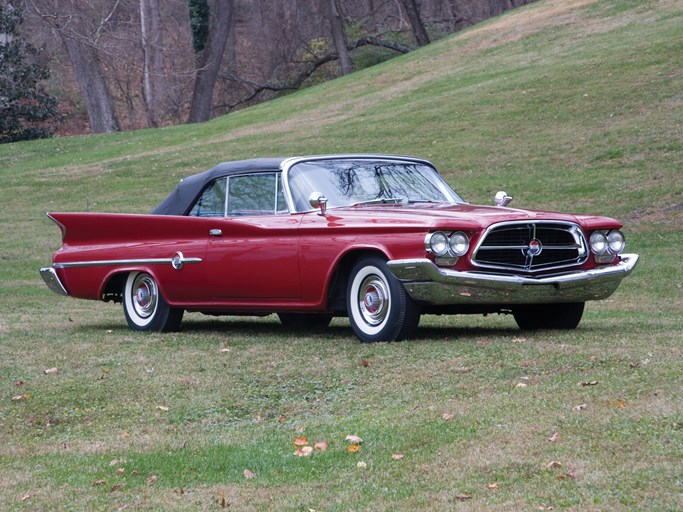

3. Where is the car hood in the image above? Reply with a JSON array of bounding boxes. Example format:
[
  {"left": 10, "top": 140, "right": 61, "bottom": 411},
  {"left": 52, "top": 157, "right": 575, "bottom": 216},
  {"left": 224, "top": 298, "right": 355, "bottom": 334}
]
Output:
[{"left": 324, "top": 203, "right": 622, "bottom": 231}]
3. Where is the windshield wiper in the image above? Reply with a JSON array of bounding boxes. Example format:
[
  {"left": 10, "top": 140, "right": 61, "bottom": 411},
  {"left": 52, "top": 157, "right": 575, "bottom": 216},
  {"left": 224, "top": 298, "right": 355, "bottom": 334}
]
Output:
[{"left": 351, "top": 197, "right": 406, "bottom": 206}]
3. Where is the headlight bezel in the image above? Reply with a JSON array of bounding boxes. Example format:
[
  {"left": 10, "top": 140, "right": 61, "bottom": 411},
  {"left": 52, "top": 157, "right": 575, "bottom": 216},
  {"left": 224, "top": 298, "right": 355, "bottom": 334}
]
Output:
[
  {"left": 590, "top": 229, "right": 625, "bottom": 263},
  {"left": 425, "top": 231, "right": 470, "bottom": 260}
]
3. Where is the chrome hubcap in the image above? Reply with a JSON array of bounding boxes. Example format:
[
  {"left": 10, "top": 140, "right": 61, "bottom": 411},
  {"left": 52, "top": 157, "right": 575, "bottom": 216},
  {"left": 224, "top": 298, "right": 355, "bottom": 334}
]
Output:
[
  {"left": 132, "top": 274, "right": 158, "bottom": 318},
  {"left": 358, "top": 276, "right": 389, "bottom": 326}
]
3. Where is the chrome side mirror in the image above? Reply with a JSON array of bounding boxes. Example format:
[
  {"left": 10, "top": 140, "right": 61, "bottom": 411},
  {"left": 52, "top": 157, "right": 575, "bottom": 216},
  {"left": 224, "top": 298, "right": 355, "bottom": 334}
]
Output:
[
  {"left": 309, "top": 192, "right": 328, "bottom": 216},
  {"left": 495, "top": 191, "right": 513, "bottom": 207}
]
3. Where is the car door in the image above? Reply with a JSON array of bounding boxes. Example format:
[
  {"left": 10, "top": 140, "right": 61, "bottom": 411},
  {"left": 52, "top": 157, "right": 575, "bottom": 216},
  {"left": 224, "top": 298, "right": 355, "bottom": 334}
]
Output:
[{"left": 201, "top": 172, "right": 302, "bottom": 300}]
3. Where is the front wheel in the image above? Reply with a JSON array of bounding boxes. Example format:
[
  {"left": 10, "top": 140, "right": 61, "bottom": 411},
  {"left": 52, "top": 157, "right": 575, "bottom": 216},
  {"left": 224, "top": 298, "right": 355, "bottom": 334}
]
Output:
[
  {"left": 513, "top": 302, "right": 585, "bottom": 330},
  {"left": 123, "top": 272, "right": 184, "bottom": 332},
  {"left": 347, "top": 256, "right": 420, "bottom": 343}
]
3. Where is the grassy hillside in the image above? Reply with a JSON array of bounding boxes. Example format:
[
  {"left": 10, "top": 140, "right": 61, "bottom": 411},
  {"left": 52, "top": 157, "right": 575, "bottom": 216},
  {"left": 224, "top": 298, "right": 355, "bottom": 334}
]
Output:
[{"left": 1, "top": 0, "right": 681, "bottom": 510}]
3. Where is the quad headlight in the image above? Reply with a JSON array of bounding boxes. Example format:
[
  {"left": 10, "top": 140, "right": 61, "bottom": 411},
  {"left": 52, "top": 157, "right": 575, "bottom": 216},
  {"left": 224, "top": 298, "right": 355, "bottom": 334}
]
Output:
[
  {"left": 607, "top": 230, "right": 625, "bottom": 254},
  {"left": 590, "top": 229, "right": 625, "bottom": 263},
  {"left": 425, "top": 231, "right": 470, "bottom": 259},
  {"left": 427, "top": 231, "right": 449, "bottom": 257}
]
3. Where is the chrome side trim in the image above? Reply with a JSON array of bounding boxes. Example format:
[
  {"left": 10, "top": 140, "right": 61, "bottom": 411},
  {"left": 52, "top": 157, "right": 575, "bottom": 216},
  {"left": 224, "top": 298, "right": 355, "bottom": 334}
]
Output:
[
  {"left": 53, "top": 256, "right": 202, "bottom": 269},
  {"left": 387, "top": 254, "right": 638, "bottom": 305},
  {"left": 40, "top": 267, "right": 69, "bottom": 296}
]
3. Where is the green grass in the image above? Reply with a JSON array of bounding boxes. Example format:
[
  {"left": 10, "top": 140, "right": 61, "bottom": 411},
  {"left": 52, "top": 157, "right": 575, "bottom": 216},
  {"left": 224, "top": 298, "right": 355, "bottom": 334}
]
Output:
[{"left": 1, "top": 0, "right": 682, "bottom": 510}]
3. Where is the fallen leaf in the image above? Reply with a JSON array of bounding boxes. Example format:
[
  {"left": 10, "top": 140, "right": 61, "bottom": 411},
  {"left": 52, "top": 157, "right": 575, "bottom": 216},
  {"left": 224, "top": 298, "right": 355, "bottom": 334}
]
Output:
[
  {"left": 572, "top": 403, "right": 587, "bottom": 412},
  {"left": 110, "top": 483, "right": 126, "bottom": 492},
  {"left": 44, "top": 367, "right": 59, "bottom": 374},
  {"left": 345, "top": 435, "right": 363, "bottom": 444},
  {"left": 219, "top": 348, "right": 232, "bottom": 353},
  {"left": 294, "top": 436, "right": 308, "bottom": 447},
  {"left": 347, "top": 444, "right": 361, "bottom": 453},
  {"left": 356, "top": 461, "right": 367, "bottom": 469},
  {"left": 147, "top": 475, "right": 158, "bottom": 485},
  {"left": 487, "top": 483, "right": 499, "bottom": 490},
  {"left": 512, "top": 337, "right": 527, "bottom": 343},
  {"left": 91, "top": 479, "right": 106, "bottom": 486},
  {"left": 109, "top": 459, "right": 119, "bottom": 466},
  {"left": 392, "top": 453, "right": 404, "bottom": 460},
  {"left": 549, "top": 432, "right": 560, "bottom": 443},
  {"left": 615, "top": 400, "right": 626, "bottom": 409},
  {"left": 581, "top": 381, "right": 599, "bottom": 387},
  {"left": 516, "top": 382, "right": 528, "bottom": 388},
  {"left": 361, "top": 358, "right": 371, "bottom": 367},
  {"left": 455, "top": 493, "right": 472, "bottom": 500},
  {"left": 442, "top": 413, "right": 455, "bottom": 421},
  {"left": 156, "top": 405, "right": 169, "bottom": 412},
  {"left": 546, "top": 460, "right": 562, "bottom": 469},
  {"left": 116, "top": 467, "right": 125, "bottom": 475},
  {"left": 21, "top": 493, "right": 31, "bottom": 501},
  {"left": 295, "top": 446, "right": 314, "bottom": 457},
  {"left": 314, "top": 440, "right": 328, "bottom": 452},
  {"left": 15, "top": 380, "right": 24, "bottom": 387},
  {"left": 243, "top": 469, "right": 257, "bottom": 479}
]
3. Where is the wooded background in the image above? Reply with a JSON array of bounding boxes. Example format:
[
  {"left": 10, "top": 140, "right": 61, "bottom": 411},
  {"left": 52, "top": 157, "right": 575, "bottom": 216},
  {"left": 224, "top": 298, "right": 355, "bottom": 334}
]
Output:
[{"left": 15, "top": 0, "right": 535, "bottom": 134}]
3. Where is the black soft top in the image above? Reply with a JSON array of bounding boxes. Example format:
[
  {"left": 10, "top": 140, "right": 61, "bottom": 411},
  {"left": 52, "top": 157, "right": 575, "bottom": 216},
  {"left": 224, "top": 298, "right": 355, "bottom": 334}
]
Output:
[{"left": 151, "top": 157, "right": 286, "bottom": 215}]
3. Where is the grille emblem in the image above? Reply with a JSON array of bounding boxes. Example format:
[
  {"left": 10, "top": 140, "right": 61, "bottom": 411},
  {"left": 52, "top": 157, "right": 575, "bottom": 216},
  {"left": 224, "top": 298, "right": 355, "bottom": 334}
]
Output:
[{"left": 524, "top": 239, "right": 543, "bottom": 257}]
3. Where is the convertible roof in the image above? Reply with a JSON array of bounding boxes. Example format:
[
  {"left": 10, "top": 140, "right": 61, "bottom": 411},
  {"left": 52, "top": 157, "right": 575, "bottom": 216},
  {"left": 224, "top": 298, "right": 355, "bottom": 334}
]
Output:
[{"left": 151, "top": 157, "right": 286, "bottom": 215}]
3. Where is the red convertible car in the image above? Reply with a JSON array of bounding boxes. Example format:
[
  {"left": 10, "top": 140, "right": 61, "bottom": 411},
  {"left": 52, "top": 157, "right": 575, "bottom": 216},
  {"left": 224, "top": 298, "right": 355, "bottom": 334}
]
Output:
[{"left": 41, "top": 155, "right": 638, "bottom": 342}]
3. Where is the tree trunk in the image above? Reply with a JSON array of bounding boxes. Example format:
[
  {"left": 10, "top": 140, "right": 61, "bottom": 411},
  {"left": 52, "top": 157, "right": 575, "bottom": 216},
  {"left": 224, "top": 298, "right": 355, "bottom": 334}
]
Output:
[
  {"left": 140, "top": 0, "right": 165, "bottom": 127},
  {"left": 327, "top": 0, "right": 353, "bottom": 76},
  {"left": 188, "top": 0, "right": 234, "bottom": 124},
  {"left": 61, "top": 34, "right": 120, "bottom": 133},
  {"left": 401, "top": 0, "right": 430, "bottom": 46}
]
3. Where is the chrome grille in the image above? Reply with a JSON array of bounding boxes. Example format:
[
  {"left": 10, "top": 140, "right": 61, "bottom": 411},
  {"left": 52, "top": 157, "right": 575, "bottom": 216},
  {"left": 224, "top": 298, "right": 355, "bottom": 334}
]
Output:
[{"left": 472, "top": 221, "right": 588, "bottom": 272}]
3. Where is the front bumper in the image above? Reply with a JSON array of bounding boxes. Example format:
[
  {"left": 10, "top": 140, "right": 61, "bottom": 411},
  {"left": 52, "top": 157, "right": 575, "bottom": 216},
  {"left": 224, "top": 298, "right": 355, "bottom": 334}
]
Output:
[{"left": 387, "top": 253, "right": 638, "bottom": 305}]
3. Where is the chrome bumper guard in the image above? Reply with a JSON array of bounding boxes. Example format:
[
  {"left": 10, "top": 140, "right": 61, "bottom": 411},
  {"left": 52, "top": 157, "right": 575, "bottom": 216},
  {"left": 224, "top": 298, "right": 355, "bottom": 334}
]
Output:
[
  {"left": 40, "top": 267, "right": 69, "bottom": 296},
  {"left": 387, "top": 254, "right": 638, "bottom": 305}
]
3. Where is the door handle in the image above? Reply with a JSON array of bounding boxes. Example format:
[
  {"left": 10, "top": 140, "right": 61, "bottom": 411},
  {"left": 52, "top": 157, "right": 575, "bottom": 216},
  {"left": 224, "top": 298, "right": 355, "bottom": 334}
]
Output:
[{"left": 209, "top": 229, "right": 222, "bottom": 237}]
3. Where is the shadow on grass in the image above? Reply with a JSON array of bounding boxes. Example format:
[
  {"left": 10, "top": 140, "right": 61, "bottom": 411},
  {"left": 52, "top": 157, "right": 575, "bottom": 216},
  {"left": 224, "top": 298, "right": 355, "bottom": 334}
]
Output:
[{"left": 85, "top": 312, "right": 531, "bottom": 344}]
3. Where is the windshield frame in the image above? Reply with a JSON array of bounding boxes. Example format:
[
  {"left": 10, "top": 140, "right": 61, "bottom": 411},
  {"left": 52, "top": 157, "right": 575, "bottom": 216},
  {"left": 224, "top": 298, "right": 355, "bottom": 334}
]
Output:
[{"left": 281, "top": 155, "right": 463, "bottom": 213}]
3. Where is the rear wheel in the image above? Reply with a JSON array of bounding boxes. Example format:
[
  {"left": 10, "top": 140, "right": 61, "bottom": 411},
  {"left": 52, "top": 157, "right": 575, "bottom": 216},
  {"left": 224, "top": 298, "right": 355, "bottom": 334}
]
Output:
[
  {"left": 347, "top": 256, "right": 420, "bottom": 343},
  {"left": 123, "top": 272, "right": 183, "bottom": 332},
  {"left": 513, "top": 302, "right": 585, "bottom": 330}
]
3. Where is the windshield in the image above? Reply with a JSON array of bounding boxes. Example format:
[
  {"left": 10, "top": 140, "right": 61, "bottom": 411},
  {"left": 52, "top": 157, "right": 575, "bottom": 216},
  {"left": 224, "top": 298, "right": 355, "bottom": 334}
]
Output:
[{"left": 286, "top": 158, "right": 463, "bottom": 212}]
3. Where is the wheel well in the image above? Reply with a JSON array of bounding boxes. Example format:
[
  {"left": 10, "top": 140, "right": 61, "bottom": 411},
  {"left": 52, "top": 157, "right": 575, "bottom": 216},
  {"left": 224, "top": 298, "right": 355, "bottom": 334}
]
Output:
[
  {"left": 102, "top": 272, "right": 128, "bottom": 303},
  {"left": 327, "top": 249, "right": 388, "bottom": 313}
]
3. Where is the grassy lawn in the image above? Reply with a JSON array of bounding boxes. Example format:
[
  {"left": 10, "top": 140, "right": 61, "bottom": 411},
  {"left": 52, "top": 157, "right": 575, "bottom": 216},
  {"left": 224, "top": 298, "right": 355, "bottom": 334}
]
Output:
[{"left": 1, "top": 0, "right": 681, "bottom": 510}]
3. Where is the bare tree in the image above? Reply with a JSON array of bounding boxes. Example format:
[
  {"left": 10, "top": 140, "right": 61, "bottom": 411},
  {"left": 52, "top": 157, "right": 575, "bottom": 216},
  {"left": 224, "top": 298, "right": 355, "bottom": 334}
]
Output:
[
  {"left": 30, "top": 0, "right": 121, "bottom": 133},
  {"left": 140, "top": 0, "right": 165, "bottom": 127},
  {"left": 188, "top": 0, "right": 234, "bottom": 123},
  {"left": 400, "top": 0, "right": 430, "bottom": 46},
  {"left": 21, "top": 0, "right": 540, "bottom": 134},
  {"left": 326, "top": 0, "right": 353, "bottom": 75}
]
